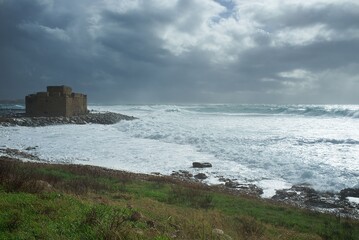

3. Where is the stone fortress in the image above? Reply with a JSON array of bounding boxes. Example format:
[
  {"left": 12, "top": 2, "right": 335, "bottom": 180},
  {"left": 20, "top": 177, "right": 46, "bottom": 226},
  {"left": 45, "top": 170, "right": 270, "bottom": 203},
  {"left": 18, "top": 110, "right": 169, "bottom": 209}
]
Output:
[{"left": 25, "top": 86, "right": 88, "bottom": 117}]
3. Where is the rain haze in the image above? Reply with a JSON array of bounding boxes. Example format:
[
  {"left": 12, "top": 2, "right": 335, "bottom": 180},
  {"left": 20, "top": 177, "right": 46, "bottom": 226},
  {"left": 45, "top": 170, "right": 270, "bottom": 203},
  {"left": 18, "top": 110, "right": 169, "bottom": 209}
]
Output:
[{"left": 1, "top": 0, "right": 359, "bottom": 104}]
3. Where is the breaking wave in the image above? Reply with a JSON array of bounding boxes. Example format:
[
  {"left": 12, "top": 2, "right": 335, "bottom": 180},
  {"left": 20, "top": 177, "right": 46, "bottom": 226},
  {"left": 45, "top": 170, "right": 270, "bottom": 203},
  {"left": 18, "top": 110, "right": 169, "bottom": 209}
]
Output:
[
  {"left": 298, "top": 138, "right": 359, "bottom": 145},
  {"left": 185, "top": 104, "right": 359, "bottom": 119},
  {"left": 0, "top": 104, "right": 25, "bottom": 116}
]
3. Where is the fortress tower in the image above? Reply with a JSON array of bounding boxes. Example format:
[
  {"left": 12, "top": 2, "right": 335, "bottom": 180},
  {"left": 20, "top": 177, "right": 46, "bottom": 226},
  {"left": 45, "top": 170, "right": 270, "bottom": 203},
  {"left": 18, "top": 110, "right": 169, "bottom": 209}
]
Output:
[{"left": 25, "top": 86, "right": 87, "bottom": 117}]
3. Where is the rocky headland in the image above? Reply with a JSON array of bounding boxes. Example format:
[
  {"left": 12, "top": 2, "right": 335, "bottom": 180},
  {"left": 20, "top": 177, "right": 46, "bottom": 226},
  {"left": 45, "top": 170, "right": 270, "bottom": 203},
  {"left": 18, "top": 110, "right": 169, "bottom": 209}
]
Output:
[{"left": 0, "top": 111, "right": 136, "bottom": 127}]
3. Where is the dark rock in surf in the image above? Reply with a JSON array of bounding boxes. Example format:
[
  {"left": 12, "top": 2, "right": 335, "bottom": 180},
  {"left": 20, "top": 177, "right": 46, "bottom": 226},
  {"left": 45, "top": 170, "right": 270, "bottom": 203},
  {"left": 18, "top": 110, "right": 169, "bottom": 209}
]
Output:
[
  {"left": 224, "top": 180, "right": 239, "bottom": 188},
  {"left": 0, "top": 111, "right": 136, "bottom": 127},
  {"left": 340, "top": 188, "right": 359, "bottom": 200},
  {"left": 192, "top": 162, "right": 212, "bottom": 168},
  {"left": 194, "top": 173, "right": 208, "bottom": 180},
  {"left": 171, "top": 170, "right": 193, "bottom": 180},
  {"left": 272, "top": 184, "right": 345, "bottom": 210}
]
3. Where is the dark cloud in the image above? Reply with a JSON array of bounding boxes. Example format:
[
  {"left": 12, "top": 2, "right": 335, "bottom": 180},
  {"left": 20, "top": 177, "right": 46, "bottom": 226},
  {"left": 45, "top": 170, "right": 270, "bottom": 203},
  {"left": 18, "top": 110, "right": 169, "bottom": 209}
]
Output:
[{"left": 0, "top": 0, "right": 358, "bottom": 103}]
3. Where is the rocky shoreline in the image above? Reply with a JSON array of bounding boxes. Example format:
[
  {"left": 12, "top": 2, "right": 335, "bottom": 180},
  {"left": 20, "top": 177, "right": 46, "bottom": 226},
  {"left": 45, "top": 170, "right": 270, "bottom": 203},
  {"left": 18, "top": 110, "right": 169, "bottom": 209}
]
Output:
[
  {"left": 171, "top": 162, "right": 359, "bottom": 219},
  {"left": 0, "top": 111, "right": 136, "bottom": 127},
  {"left": 3, "top": 147, "right": 357, "bottom": 219}
]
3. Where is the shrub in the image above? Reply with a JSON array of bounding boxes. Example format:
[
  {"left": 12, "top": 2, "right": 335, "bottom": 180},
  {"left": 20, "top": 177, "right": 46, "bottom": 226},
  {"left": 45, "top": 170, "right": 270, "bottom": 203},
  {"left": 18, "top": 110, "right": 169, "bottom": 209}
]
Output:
[
  {"left": 234, "top": 216, "right": 265, "bottom": 239},
  {"left": 3, "top": 211, "right": 22, "bottom": 232}
]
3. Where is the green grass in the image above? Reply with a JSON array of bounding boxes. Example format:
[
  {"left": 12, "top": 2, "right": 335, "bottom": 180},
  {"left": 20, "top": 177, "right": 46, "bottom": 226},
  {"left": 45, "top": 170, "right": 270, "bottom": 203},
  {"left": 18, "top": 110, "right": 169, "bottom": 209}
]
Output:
[{"left": 0, "top": 156, "right": 358, "bottom": 239}]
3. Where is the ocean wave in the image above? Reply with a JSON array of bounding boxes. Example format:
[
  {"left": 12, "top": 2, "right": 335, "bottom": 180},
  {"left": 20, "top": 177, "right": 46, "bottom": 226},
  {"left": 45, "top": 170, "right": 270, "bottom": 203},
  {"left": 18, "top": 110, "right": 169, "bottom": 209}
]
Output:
[
  {"left": 185, "top": 104, "right": 359, "bottom": 119},
  {"left": 0, "top": 104, "right": 25, "bottom": 110},
  {"left": 298, "top": 138, "right": 359, "bottom": 145}
]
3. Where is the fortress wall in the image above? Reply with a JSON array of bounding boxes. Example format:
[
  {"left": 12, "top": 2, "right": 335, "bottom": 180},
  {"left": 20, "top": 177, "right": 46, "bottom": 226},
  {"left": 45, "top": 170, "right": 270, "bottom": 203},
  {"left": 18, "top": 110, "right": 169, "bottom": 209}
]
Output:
[
  {"left": 70, "top": 94, "right": 87, "bottom": 116},
  {"left": 26, "top": 94, "right": 49, "bottom": 117},
  {"left": 45, "top": 95, "right": 67, "bottom": 116},
  {"left": 25, "top": 86, "right": 88, "bottom": 117},
  {"left": 26, "top": 94, "right": 67, "bottom": 117}
]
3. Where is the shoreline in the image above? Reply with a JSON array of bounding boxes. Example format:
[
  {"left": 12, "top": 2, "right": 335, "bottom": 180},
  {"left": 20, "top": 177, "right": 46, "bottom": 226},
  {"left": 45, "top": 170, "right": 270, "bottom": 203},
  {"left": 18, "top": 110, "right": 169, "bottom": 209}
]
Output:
[
  {"left": 1, "top": 148, "right": 358, "bottom": 220},
  {"left": 0, "top": 110, "right": 136, "bottom": 127},
  {"left": 2, "top": 155, "right": 358, "bottom": 239},
  {"left": 0, "top": 110, "right": 358, "bottom": 220}
]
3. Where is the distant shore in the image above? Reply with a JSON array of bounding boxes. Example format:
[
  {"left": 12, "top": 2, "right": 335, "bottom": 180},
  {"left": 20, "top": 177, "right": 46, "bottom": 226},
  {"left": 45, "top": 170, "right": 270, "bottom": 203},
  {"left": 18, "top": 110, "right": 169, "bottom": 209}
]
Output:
[{"left": 0, "top": 111, "right": 136, "bottom": 127}]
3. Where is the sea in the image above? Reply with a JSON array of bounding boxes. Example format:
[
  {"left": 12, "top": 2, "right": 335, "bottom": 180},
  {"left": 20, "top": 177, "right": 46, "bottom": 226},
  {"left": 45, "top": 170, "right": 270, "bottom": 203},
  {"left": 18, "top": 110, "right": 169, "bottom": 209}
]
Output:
[{"left": 1, "top": 104, "right": 359, "bottom": 198}]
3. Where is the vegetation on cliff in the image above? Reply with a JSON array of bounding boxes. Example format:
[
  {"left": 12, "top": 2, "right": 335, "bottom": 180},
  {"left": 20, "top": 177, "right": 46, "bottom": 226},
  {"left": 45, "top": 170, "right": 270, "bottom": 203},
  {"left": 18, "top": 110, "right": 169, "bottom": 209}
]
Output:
[{"left": 0, "top": 157, "right": 358, "bottom": 239}]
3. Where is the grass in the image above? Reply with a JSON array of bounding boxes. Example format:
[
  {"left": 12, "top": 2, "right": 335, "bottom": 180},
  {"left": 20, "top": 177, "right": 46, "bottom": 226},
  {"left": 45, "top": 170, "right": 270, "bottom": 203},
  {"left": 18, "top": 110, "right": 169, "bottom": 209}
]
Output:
[{"left": 0, "top": 156, "right": 358, "bottom": 239}]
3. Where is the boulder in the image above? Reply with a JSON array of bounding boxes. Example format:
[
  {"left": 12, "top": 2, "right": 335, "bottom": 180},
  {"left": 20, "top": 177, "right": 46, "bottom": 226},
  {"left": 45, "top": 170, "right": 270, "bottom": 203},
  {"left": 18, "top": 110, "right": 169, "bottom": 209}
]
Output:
[
  {"left": 340, "top": 188, "right": 359, "bottom": 200},
  {"left": 194, "top": 173, "right": 208, "bottom": 180},
  {"left": 192, "top": 162, "right": 212, "bottom": 168},
  {"left": 171, "top": 170, "right": 193, "bottom": 179},
  {"left": 224, "top": 180, "right": 239, "bottom": 188},
  {"left": 224, "top": 181, "right": 263, "bottom": 196}
]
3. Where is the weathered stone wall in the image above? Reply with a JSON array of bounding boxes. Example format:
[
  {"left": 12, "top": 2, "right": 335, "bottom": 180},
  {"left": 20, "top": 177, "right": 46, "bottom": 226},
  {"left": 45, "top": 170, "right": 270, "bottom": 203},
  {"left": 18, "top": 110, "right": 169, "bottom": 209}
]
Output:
[
  {"left": 25, "top": 86, "right": 87, "bottom": 117},
  {"left": 26, "top": 93, "right": 67, "bottom": 117},
  {"left": 70, "top": 93, "right": 87, "bottom": 116}
]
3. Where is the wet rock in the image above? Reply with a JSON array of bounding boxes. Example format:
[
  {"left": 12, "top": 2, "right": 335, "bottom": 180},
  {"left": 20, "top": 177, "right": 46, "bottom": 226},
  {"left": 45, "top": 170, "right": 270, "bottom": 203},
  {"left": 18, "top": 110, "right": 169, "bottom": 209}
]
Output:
[
  {"left": 238, "top": 184, "right": 263, "bottom": 196},
  {"left": 270, "top": 184, "right": 358, "bottom": 214},
  {"left": 273, "top": 184, "right": 315, "bottom": 202},
  {"left": 0, "top": 112, "right": 136, "bottom": 127},
  {"left": 224, "top": 180, "right": 263, "bottom": 196},
  {"left": 218, "top": 177, "right": 231, "bottom": 182},
  {"left": 340, "top": 188, "right": 359, "bottom": 199},
  {"left": 224, "top": 180, "right": 239, "bottom": 188},
  {"left": 171, "top": 170, "right": 193, "bottom": 179},
  {"left": 25, "top": 146, "right": 38, "bottom": 151},
  {"left": 192, "top": 162, "right": 212, "bottom": 168},
  {"left": 0, "top": 148, "right": 40, "bottom": 161},
  {"left": 194, "top": 173, "right": 208, "bottom": 180}
]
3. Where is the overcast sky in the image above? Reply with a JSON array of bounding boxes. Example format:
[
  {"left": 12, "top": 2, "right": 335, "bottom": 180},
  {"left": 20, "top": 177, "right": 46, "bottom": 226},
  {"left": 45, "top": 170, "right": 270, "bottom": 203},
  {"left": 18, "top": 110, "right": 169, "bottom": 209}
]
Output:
[{"left": 1, "top": 0, "right": 359, "bottom": 104}]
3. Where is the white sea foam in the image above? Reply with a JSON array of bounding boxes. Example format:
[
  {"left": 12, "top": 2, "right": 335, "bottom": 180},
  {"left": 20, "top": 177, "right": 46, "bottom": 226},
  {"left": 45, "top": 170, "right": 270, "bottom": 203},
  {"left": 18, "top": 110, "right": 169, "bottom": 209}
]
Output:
[
  {"left": 348, "top": 197, "right": 359, "bottom": 204},
  {"left": 1, "top": 104, "right": 359, "bottom": 197}
]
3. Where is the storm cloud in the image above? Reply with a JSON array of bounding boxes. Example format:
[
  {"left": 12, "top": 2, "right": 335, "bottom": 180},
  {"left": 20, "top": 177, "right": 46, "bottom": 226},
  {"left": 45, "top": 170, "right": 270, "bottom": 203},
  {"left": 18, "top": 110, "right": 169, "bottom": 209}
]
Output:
[{"left": 1, "top": 0, "right": 359, "bottom": 103}]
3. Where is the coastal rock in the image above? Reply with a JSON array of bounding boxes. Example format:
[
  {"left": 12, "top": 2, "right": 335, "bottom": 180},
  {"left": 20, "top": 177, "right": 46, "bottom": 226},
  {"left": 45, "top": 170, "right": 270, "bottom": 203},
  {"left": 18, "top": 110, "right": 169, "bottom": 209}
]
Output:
[
  {"left": 25, "top": 146, "right": 38, "bottom": 151},
  {"left": 0, "top": 112, "right": 136, "bottom": 127},
  {"left": 194, "top": 173, "right": 208, "bottom": 180},
  {"left": 224, "top": 180, "right": 263, "bottom": 196},
  {"left": 224, "top": 180, "right": 239, "bottom": 188},
  {"left": 0, "top": 148, "right": 40, "bottom": 161},
  {"left": 272, "top": 184, "right": 317, "bottom": 203},
  {"left": 271, "top": 184, "right": 353, "bottom": 211},
  {"left": 192, "top": 162, "right": 212, "bottom": 168},
  {"left": 171, "top": 170, "right": 193, "bottom": 180},
  {"left": 340, "top": 188, "right": 359, "bottom": 199}
]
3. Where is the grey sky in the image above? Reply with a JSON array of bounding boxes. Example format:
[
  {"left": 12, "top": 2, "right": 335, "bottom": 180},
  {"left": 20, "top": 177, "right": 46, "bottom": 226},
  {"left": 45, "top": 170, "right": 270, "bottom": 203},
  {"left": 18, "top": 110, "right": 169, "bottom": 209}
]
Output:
[{"left": 1, "top": 0, "right": 359, "bottom": 104}]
